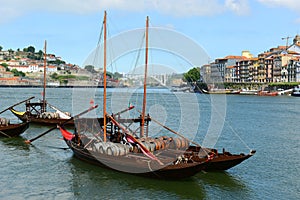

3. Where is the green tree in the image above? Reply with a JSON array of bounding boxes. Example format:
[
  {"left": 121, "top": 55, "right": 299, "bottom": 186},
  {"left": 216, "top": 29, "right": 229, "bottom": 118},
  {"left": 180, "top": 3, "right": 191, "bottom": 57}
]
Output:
[
  {"left": 27, "top": 46, "right": 35, "bottom": 53},
  {"left": 8, "top": 49, "right": 14, "bottom": 55},
  {"left": 48, "top": 59, "right": 65, "bottom": 65},
  {"left": 50, "top": 72, "right": 58, "bottom": 80},
  {"left": 84, "top": 65, "right": 97, "bottom": 73},
  {"left": 113, "top": 72, "right": 123, "bottom": 80},
  {"left": 11, "top": 69, "right": 25, "bottom": 77},
  {"left": 0, "top": 46, "right": 3, "bottom": 51},
  {"left": 183, "top": 67, "right": 200, "bottom": 83},
  {"left": 38, "top": 50, "right": 44, "bottom": 56},
  {"left": 107, "top": 71, "right": 113, "bottom": 78},
  {"left": 0, "top": 63, "right": 9, "bottom": 71}
]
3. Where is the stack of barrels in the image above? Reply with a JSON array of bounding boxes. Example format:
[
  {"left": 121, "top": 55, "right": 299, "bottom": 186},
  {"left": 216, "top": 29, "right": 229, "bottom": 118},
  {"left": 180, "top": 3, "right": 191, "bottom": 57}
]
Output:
[
  {"left": 37, "top": 112, "right": 71, "bottom": 119},
  {"left": 90, "top": 136, "right": 190, "bottom": 156},
  {"left": 138, "top": 136, "right": 190, "bottom": 152},
  {"left": 92, "top": 142, "right": 131, "bottom": 156}
]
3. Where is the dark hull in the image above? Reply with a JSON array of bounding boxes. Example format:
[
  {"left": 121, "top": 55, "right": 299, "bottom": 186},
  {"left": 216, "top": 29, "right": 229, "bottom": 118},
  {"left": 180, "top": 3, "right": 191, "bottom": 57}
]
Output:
[
  {"left": 9, "top": 108, "right": 74, "bottom": 126},
  {"left": 204, "top": 154, "right": 252, "bottom": 170},
  {"left": 186, "top": 146, "right": 255, "bottom": 171},
  {"left": 291, "top": 93, "right": 300, "bottom": 97},
  {"left": 65, "top": 139, "right": 208, "bottom": 180},
  {"left": 0, "top": 122, "right": 29, "bottom": 137}
]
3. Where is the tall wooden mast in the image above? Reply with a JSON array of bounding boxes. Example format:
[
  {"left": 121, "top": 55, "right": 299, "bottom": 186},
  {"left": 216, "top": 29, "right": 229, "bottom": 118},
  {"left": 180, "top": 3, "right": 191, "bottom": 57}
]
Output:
[
  {"left": 141, "top": 16, "right": 149, "bottom": 138},
  {"left": 42, "top": 40, "right": 47, "bottom": 113},
  {"left": 103, "top": 11, "right": 107, "bottom": 142}
]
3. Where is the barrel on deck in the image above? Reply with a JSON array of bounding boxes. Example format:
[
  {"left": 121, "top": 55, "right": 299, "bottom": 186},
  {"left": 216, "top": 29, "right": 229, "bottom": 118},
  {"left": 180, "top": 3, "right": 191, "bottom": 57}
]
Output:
[{"left": 93, "top": 142, "right": 129, "bottom": 156}]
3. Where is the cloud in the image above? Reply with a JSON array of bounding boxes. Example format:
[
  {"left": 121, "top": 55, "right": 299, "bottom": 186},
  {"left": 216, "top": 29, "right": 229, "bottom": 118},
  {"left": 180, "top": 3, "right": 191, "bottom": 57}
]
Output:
[
  {"left": 257, "top": 0, "right": 300, "bottom": 11},
  {"left": 0, "top": 0, "right": 251, "bottom": 23},
  {"left": 295, "top": 18, "right": 300, "bottom": 24},
  {"left": 225, "top": 0, "right": 250, "bottom": 15}
]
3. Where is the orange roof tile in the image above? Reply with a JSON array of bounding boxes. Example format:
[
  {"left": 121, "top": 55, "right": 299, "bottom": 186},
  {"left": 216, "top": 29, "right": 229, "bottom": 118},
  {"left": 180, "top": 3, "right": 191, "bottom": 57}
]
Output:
[
  {"left": 0, "top": 77, "right": 19, "bottom": 81},
  {"left": 226, "top": 66, "right": 236, "bottom": 69}
]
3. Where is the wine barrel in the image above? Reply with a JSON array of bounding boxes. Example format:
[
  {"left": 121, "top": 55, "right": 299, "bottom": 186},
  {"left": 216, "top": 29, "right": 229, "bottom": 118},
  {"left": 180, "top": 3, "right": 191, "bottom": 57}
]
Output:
[
  {"left": 169, "top": 138, "right": 182, "bottom": 149},
  {"left": 105, "top": 143, "right": 118, "bottom": 156},
  {"left": 149, "top": 141, "right": 156, "bottom": 152}
]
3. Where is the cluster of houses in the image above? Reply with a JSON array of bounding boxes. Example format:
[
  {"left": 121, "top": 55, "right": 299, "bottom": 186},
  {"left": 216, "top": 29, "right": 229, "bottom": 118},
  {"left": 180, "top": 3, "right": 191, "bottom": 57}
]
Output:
[
  {"left": 201, "top": 35, "right": 300, "bottom": 84},
  {"left": 0, "top": 50, "right": 82, "bottom": 85}
]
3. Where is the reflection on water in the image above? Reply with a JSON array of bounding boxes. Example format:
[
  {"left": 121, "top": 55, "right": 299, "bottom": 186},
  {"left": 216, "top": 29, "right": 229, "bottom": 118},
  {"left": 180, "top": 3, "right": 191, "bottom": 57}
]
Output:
[
  {"left": 69, "top": 157, "right": 206, "bottom": 199},
  {"left": 198, "top": 171, "right": 247, "bottom": 190},
  {"left": 68, "top": 156, "right": 252, "bottom": 200},
  {"left": 0, "top": 136, "right": 30, "bottom": 151}
]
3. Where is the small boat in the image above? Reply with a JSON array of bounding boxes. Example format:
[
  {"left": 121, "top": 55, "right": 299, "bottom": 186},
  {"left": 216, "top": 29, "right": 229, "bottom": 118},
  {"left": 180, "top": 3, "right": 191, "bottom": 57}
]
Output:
[
  {"left": 239, "top": 89, "right": 258, "bottom": 95},
  {"left": 9, "top": 41, "right": 73, "bottom": 126},
  {"left": 201, "top": 89, "right": 240, "bottom": 94},
  {"left": 61, "top": 125, "right": 209, "bottom": 179},
  {"left": 257, "top": 90, "right": 278, "bottom": 96},
  {"left": 0, "top": 118, "right": 29, "bottom": 137},
  {"left": 0, "top": 98, "right": 32, "bottom": 137},
  {"left": 291, "top": 85, "right": 300, "bottom": 97},
  {"left": 10, "top": 103, "right": 73, "bottom": 126}
]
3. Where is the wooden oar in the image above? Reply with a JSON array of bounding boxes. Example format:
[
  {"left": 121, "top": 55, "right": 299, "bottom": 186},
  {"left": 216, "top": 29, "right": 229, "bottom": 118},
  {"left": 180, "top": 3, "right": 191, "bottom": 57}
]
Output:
[
  {"left": 114, "top": 105, "right": 135, "bottom": 116},
  {"left": 137, "top": 111, "right": 201, "bottom": 147},
  {"left": 0, "top": 96, "right": 35, "bottom": 115},
  {"left": 0, "top": 130, "right": 12, "bottom": 138},
  {"left": 25, "top": 104, "right": 98, "bottom": 144}
]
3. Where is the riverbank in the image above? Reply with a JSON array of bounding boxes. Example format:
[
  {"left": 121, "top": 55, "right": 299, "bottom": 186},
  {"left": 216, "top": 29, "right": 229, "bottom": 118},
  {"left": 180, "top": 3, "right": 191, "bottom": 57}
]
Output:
[
  {"left": 193, "top": 82, "right": 300, "bottom": 93},
  {"left": 0, "top": 85, "right": 120, "bottom": 88}
]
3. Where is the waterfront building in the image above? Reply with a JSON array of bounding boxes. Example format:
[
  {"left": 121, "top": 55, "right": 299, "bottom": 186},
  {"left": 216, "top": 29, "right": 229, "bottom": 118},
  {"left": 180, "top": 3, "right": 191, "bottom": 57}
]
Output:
[
  {"left": 235, "top": 58, "right": 258, "bottom": 83},
  {"left": 257, "top": 53, "right": 267, "bottom": 83},
  {"left": 288, "top": 57, "right": 300, "bottom": 82},
  {"left": 211, "top": 55, "right": 246, "bottom": 83},
  {"left": 200, "top": 64, "right": 211, "bottom": 83},
  {"left": 224, "top": 65, "right": 236, "bottom": 82}
]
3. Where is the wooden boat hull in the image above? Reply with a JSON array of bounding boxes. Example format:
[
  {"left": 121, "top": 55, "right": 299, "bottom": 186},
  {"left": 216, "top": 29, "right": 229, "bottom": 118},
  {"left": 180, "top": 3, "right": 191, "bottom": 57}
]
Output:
[
  {"left": 9, "top": 108, "right": 74, "bottom": 126},
  {"left": 257, "top": 91, "right": 278, "bottom": 96},
  {"left": 65, "top": 139, "right": 209, "bottom": 180},
  {"left": 202, "top": 89, "right": 240, "bottom": 94},
  {"left": 185, "top": 146, "right": 255, "bottom": 171},
  {"left": 10, "top": 108, "right": 148, "bottom": 127},
  {"left": 0, "top": 122, "right": 29, "bottom": 137},
  {"left": 201, "top": 154, "right": 253, "bottom": 170}
]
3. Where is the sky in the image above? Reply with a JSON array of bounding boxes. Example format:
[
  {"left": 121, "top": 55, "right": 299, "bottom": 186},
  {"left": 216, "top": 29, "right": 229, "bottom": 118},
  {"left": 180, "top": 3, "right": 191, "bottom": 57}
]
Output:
[{"left": 1, "top": 0, "right": 300, "bottom": 73}]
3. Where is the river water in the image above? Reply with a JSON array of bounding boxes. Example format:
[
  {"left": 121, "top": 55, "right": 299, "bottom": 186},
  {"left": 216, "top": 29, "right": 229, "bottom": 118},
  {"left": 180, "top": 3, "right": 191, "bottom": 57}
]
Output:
[{"left": 0, "top": 88, "right": 299, "bottom": 200}]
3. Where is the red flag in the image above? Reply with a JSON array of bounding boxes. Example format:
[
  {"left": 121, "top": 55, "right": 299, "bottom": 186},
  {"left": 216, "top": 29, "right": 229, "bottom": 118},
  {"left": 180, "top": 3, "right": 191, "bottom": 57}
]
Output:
[
  {"left": 125, "top": 134, "right": 163, "bottom": 165},
  {"left": 59, "top": 127, "right": 74, "bottom": 140},
  {"left": 90, "top": 99, "right": 94, "bottom": 105},
  {"left": 128, "top": 102, "right": 134, "bottom": 109}
]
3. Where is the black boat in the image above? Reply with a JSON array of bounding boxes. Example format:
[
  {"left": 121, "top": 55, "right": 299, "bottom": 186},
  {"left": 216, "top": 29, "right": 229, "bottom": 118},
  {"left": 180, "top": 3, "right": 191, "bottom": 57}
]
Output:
[
  {"left": 61, "top": 125, "right": 209, "bottom": 180},
  {"left": 0, "top": 120, "right": 29, "bottom": 137}
]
